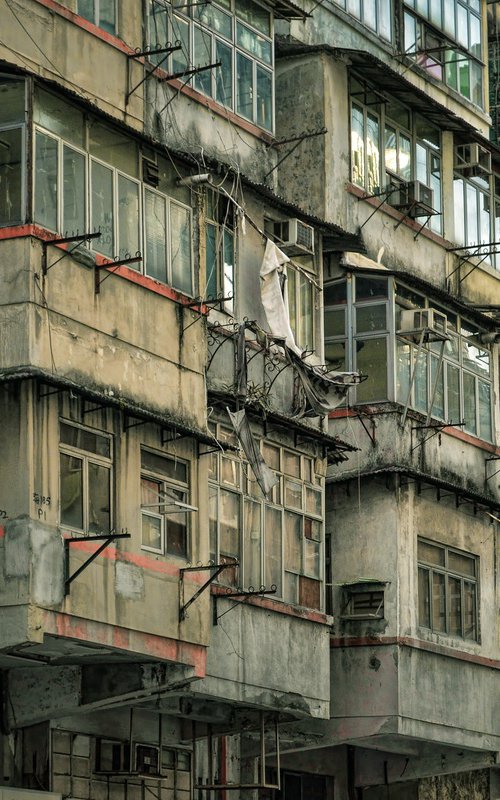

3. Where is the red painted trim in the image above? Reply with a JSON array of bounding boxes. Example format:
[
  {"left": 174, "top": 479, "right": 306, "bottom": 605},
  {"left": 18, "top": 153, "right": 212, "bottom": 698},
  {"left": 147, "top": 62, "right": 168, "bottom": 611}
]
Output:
[
  {"left": 0, "top": 225, "right": 205, "bottom": 310},
  {"left": 0, "top": 526, "right": 4, "bottom": 538},
  {"left": 329, "top": 405, "right": 500, "bottom": 454},
  {"left": 42, "top": 609, "right": 207, "bottom": 675},
  {"left": 63, "top": 535, "right": 207, "bottom": 584},
  {"left": 347, "top": 182, "right": 451, "bottom": 248},
  {"left": 211, "top": 584, "right": 332, "bottom": 624},
  {"left": 32, "top": 0, "right": 135, "bottom": 55},
  {"left": 330, "top": 634, "right": 500, "bottom": 670}
]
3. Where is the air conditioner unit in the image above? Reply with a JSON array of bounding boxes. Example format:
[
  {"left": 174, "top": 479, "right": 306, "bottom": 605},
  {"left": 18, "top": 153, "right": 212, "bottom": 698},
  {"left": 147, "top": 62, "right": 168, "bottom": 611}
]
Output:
[
  {"left": 398, "top": 308, "right": 448, "bottom": 341},
  {"left": 393, "top": 180, "right": 434, "bottom": 218},
  {"left": 273, "top": 218, "right": 315, "bottom": 255},
  {"left": 135, "top": 744, "right": 160, "bottom": 775},
  {"left": 454, "top": 143, "right": 492, "bottom": 178}
]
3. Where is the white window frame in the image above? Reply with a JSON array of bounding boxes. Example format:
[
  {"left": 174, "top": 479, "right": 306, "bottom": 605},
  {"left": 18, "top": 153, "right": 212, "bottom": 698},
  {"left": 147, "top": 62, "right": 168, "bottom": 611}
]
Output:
[
  {"left": 77, "top": 0, "right": 118, "bottom": 34},
  {"left": 59, "top": 419, "right": 113, "bottom": 535},
  {"left": 140, "top": 447, "right": 191, "bottom": 559}
]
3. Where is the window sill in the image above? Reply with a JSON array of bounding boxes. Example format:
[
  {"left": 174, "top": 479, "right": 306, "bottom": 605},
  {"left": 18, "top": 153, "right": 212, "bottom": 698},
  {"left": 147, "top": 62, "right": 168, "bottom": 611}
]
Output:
[
  {"left": 33, "top": 0, "right": 132, "bottom": 54},
  {"left": 211, "top": 584, "right": 332, "bottom": 624}
]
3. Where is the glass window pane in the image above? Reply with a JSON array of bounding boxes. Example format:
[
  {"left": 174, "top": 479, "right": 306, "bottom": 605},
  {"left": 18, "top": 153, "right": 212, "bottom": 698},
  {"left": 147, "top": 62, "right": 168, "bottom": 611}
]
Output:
[
  {"left": 457, "top": 4, "right": 468, "bottom": 48},
  {"left": 464, "top": 581, "right": 476, "bottom": 639},
  {"left": 463, "top": 371, "right": 477, "bottom": 435},
  {"left": 400, "top": 134, "right": 411, "bottom": 181},
  {"left": 385, "top": 125, "right": 397, "bottom": 174},
  {"left": 194, "top": 26, "right": 213, "bottom": 95},
  {"left": 78, "top": 0, "right": 95, "bottom": 24},
  {"left": 60, "top": 453, "right": 83, "bottom": 530},
  {"left": 60, "top": 422, "right": 111, "bottom": 457},
  {"left": 88, "top": 462, "right": 111, "bottom": 534},
  {"left": 91, "top": 160, "right": 114, "bottom": 257},
  {"left": 414, "top": 349, "right": 428, "bottom": 413},
  {"left": 379, "top": 0, "right": 391, "bottom": 39},
  {"left": 220, "top": 489, "right": 240, "bottom": 560},
  {"left": 149, "top": 1, "right": 167, "bottom": 53},
  {"left": 325, "top": 309, "right": 345, "bottom": 338},
  {"left": 432, "top": 571, "right": 446, "bottom": 631},
  {"left": 284, "top": 479, "right": 302, "bottom": 510},
  {"left": 0, "top": 127, "right": 23, "bottom": 226},
  {"left": 396, "top": 339, "right": 410, "bottom": 403},
  {"left": 348, "top": 0, "right": 361, "bottom": 19},
  {"left": 355, "top": 276, "right": 388, "bottom": 301},
  {"left": 195, "top": 2, "right": 232, "bottom": 37},
  {"left": 166, "top": 488, "right": 188, "bottom": 557},
  {"left": 235, "top": 0, "right": 270, "bottom": 35},
  {"left": 265, "top": 506, "right": 282, "bottom": 594},
  {"left": 205, "top": 222, "right": 218, "bottom": 299},
  {"left": 145, "top": 189, "right": 167, "bottom": 282},
  {"left": 448, "top": 576, "right": 462, "bottom": 635},
  {"left": 35, "top": 132, "right": 58, "bottom": 231},
  {"left": 244, "top": 498, "right": 261, "bottom": 588},
  {"left": 448, "top": 550, "right": 476, "bottom": 577},
  {"left": 429, "top": 0, "right": 442, "bottom": 28},
  {"left": 172, "top": 16, "right": 190, "bottom": 74},
  {"left": 223, "top": 228, "right": 235, "bottom": 313},
  {"left": 215, "top": 40, "right": 233, "bottom": 107},
  {"left": 221, "top": 455, "right": 240, "bottom": 487},
  {"left": 306, "top": 487, "right": 322, "bottom": 516},
  {"left": 351, "top": 105, "right": 365, "bottom": 187},
  {"left": 363, "top": 0, "right": 377, "bottom": 29},
  {"left": 141, "top": 476, "right": 161, "bottom": 514},
  {"left": 236, "top": 22, "right": 272, "bottom": 63},
  {"left": 118, "top": 175, "right": 140, "bottom": 261},
  {"left": 62, "top": 146, "right": 85, "bottom": 236},
  {"left": 356, "top": 338, "right": 388, "bottom": 402},
  {"left": 447, "top": 363, "right": 460, "bottom": 422},
  {"left": 305, "top": 538, "right": 320, "bottom": 578},
  {"left": 453, "top": 178, "right": 465, "bottom": 244},
  {"left": 209, "top": 484, "right": 218, "bottom": 563},
  {"left": 256, "top": 66, "right": 272, "bottom": 131},
  {"left": 459, "top": 58, "right": 471, "bottom": 100},
  {"left": 100, "top": 0, "right": 116, "bottom": 34},
  {"left": 89, "top": 123, "right": 138, "bottom": 176},
  {"left": 416, "top": 142, "right": 427, "bottom": 184},
  {"left": 141, "top": 449, "right": 187, "bottom": 482},
  {"left": 366, "top": 113, "right": 380, "bottom": 193},
  {"left": 443, "top": 0, "right": 455, "bottom": 38},
  {"left": 142, "top": 512, "right": 162, "bottom": 551},
  {"left": 284, "top": 511, "right": 301, "bottom": 572},
  {"left": 418, "top": 539, "right": 445, "bottom": 565},
  {"left": 283, "top": 451, "right": 300, "bottom": 477},
  {"left": 430, "top": 355, "right": 445, "bottom": 420},
  {"left": 478, "top": 380, "right": 492, "bottom": 441},
  {"left": 237, "top": 52, "right": 253, "bottom": 120},
  {"left": 170, "top": 202, "right": 193, "bottom": 295},
  {"left": 418, "top": 566, "right": 431, "bottom": 627},
  {"left": 356, "top": 304, "right": 387, "bottom": 332},
  {"left": 470, "top": 60, "right": 483, "bottom": 107}
]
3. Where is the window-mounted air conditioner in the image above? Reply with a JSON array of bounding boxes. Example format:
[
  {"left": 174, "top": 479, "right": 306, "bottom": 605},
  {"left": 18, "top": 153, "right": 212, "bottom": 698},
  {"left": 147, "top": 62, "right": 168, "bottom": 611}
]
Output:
[
  {"left": 135, "top": 744, "right": 160, "bottom": 775},
  {"left": 398, "top": 308, "right": 448, "bottom": 341},
  {"left": 393, "top": 180, "right": 434, "bottom": 218},
  {"left": 273, "top": 218, "right": 315, "bottom": 255},
  {"left": 454, "top": 143, "right": 492, "bottom": 178}
]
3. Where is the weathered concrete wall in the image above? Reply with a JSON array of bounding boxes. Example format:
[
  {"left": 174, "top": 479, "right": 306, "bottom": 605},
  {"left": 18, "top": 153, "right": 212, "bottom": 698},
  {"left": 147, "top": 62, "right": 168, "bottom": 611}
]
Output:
[
  {"left": 419, "top": 769, "right": 490, "bottom": 800},
  {"left": 0, "top": 0, "right": 144, "bottom": 130},
  {"left": 193, "top": 600, "right": 331, "bottom": 718}
]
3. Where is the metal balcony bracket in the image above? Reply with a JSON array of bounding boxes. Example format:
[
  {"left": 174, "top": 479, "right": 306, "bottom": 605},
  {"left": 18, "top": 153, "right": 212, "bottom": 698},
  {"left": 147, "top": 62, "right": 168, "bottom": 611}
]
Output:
[
  {"left": 410, "top": 420, "right": 465, "bottom": 452},
  {"left": 95, "top": 254, "right": 142, "bottom": 293},
  {"left": 485, "top": 455, "right": 500, "bottom": 482},
  {"left": 64, "top": 532, "right": 130, "bottom": 596},
  {"left": 359, "top": 185, "right": 401, "bottom": 229},
  {"left": 179, "top": 560, "right": 239, "bottom": 622},
  {"left": 393, "top": 204, "right": 439, "bottom": 239},
  {"left": 213, "top": 585, "right": 277, "bottom": 624},
  {"left": 158, "top": 62, "right": 221, "bottom": 113},
  {"left": 42, "top": 231, "right": 101, "bottom": 275},
  {"left": 126, "top": 42, "right": 182, "bottom": 104},
  {"left": 183, "top": 295, "right": 234, "bottom": 332},
  {"left": 446, "top": 242, "right": 500, "bottom": 285},
  {"left": 355, "top": 412, "right": 376, "bottom": 447},
  {"left": 263, "top": 127, "right": 327, "bottom": 181}
]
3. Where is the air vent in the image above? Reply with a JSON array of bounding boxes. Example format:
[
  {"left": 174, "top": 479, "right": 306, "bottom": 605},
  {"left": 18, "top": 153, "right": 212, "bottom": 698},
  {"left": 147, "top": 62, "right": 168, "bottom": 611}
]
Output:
[{"left": 142, "top": 157, "right": 160, "bottom": 187}]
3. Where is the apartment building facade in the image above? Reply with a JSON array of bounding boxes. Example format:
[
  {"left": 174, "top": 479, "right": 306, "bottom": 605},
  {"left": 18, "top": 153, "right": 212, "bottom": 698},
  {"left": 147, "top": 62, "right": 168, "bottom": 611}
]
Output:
[{"left": 0, "top": 0, "right": 499, "bottom": 798}]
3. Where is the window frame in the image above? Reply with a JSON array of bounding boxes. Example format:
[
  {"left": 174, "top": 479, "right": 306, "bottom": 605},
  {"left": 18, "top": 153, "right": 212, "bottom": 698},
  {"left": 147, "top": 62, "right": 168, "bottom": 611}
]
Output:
[
  {"left": 417, "top": 537, "right": 479, "bottom": 641},
  {"left": 77, "top": 0, "right": 118, "bottom": 35},
  {"left": 148, "top": 0, "right": 275, "bottom": 132},
  {"left": 32, "top": 119, "right": 194, "bottom": 296},
  {"left": 140, "top": 447, "right": 191, "bottom": 560},
  {"left": 205, "top": 188, "right": 236, "bottom": 314},
  {"left": 59, "top": 419, "right": 113, "bottom": 536},
  {"left": 331, "top": 0, "right": 393, "bottom": 41},
  {"left": 208, "top": 424, "right": 324, "bottom": 610}
]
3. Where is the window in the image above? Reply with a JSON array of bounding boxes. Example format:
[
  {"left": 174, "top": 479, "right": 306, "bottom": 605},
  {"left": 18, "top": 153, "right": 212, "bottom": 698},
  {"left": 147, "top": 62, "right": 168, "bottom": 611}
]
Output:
[
  {"left": 0, "top": 75, "right": 26, "bottom": 227},
  {"left": 59, "top": 421, "right": 112, "bottom": 534},
  {"left": 148, "top": 0, "right": 274, "bottom": 131},
  {"left": 205, "top": 189, "right": 235, "bottom": 313},
  {"left": 287, "top": 267, "right": 315, "bottom": 354},
  {"left": 453, "top": 167, "right": 500, "bottom": 271},
  {"left": 32, "top": 91, "right": 194, "bottom": 295},
  {"left": 140, "top": 448, "right": 190, "bottom": 559},
  {"left": 208, "top": 424, "right": 323, "bottom": 610},
  {"left": 324, "top": 275, "right": 494, "bottom": 440},
  {"left": 77, "top": 0, "right": 117, "bottom": 34},
  {"left": 95, "top": 738, "right": 191, "bottom": 786},
  {"left": 331, "top": 0, "right": 392, "bottom": 41},
  {"left": 350, "top": 79, "right": 442, "bottom": 233},
  {"left": 403, "top": 0, "right": 483, "bottom": 106},
  {"left": 341, "top": 582, "right": 385, "bottom": 619},
  {"left": 418, "top": 538, "right": 478, "bottom": 641}
]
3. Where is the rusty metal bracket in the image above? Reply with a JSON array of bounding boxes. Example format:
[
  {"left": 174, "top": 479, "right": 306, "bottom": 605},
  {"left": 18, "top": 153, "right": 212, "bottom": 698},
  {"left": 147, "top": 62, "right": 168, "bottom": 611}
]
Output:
[
  {"left": 179, "top": 560, "right": 238, "bottom": 621},
  {"left": 410, "top": 420, "right": 465, "bottom": 452},
  {"left": 64, "top": 532, "right": 130, "bottom": 595},
  {"left": 95, "top": 254, "right": 142, "bottom": 293},
  {"left": 485, "top": 455, "right": 500, "bottom": 483},
  {"left": 355, "top": 413, "right": 376, "bottom": 447},
  {"left": 42, "top": 232, "right": 101, "bottom": 275},
  {"left": 213, "top": 585, "right": 277, "bottom": 624}
]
